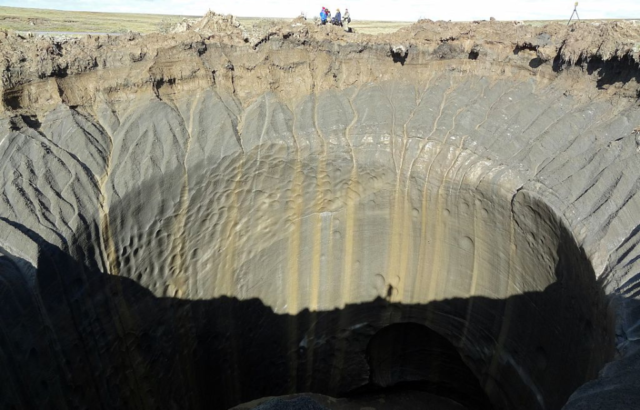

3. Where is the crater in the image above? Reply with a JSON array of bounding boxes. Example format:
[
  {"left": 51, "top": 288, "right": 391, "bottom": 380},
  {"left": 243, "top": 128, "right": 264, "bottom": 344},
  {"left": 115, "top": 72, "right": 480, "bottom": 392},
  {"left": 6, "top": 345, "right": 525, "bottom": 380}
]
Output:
[{"left": 1, "top": 14, "right": 639, "bottom": 410}]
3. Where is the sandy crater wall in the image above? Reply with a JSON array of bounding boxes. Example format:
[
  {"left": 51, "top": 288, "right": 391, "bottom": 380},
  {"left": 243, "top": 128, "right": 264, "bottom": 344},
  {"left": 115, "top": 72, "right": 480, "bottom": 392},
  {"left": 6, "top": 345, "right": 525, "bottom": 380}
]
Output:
[{"left": 1, "top": 15, "right": 640, "bottom": 410}]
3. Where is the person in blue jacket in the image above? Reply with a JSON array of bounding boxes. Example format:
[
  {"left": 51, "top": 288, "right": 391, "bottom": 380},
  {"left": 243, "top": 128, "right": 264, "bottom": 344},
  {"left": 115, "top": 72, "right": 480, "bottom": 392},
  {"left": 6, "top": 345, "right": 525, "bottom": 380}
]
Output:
[{"left": 320, "top": 7, "right": 327, "bottom": 24}]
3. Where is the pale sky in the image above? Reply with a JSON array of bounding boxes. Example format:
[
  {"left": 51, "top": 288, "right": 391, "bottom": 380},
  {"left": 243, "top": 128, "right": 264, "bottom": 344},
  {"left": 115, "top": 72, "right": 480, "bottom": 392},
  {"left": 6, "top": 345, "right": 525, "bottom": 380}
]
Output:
[{"left": 1, "top": 0, "right": 640, "bottom": 22}]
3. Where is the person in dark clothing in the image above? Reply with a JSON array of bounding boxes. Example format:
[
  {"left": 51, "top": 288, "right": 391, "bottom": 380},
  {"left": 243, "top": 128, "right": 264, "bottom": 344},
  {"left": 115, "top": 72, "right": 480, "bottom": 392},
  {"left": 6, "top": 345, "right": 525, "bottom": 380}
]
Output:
[{"left": 333, "top": 9, "right": 342, "bottom": 25}]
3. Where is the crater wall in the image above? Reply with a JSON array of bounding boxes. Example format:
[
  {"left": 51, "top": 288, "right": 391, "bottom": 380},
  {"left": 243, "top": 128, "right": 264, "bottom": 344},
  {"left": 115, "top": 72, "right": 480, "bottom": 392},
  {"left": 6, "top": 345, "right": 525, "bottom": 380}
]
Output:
[{"left": 1, "top": 17, "right": 640, "bottom": 410}]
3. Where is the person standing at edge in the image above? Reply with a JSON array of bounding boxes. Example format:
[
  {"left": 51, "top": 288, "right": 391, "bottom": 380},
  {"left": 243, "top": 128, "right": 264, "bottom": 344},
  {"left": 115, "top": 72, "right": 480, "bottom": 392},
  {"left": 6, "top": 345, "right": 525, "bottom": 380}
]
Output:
[
  {"left": 343, "top": 8, "right": 351, "bottom": 31},
  {"left": 334, "top": 9, "right": 342, "bottom": 25},
  {"left": 320, "top": 7, "right": 327, "bottom": 24},
  {"left": 343, "top": 8, "right": 350, "bottom": 24}
]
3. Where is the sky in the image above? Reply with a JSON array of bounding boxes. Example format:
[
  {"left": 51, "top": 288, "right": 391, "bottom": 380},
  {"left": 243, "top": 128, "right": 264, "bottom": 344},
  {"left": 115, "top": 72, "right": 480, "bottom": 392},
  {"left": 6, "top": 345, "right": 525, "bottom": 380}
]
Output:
[{"left": 2, "top": 0, "right": 640, "bottom": 22}]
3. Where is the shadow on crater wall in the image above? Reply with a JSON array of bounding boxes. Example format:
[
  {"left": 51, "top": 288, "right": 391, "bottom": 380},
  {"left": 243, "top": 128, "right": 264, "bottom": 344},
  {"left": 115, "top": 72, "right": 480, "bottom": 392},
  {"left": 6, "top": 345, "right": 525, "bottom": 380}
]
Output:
[{"left": 0, "top": 218, "right": 614, "bottom": 410}]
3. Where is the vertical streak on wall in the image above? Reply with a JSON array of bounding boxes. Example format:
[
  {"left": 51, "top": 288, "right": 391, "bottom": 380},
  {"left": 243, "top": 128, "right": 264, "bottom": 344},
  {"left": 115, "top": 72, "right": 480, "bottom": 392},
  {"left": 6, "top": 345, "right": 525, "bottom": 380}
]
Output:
[
  {"left": 286, "top": 110, "right": 305, "bottom": 392},
  {"left": 412, "top": 162, "right": 432, "bottom": 304},
  {"left": 469, "top": 196, "right": 482, "bottom": 298},
  {"left": 387, "top": 133, "right": 413, "bottom": 302},
  {"left": 424, "top": 77, "right": 455, "bottom": 304},
  {"left": 485, "top": 194, "right": 519, "bottom": 405},
  {"left": 425, "top": 147, "right": 447, "bottom": 304},
  {"left": 96, "top": 117, "right": 119, "bottom": 277},
  {"left": 404, "top": 80, "right": 434, "bottom": 305},
  {"left": 303, "top": 93, "right": 329, "bottom": 390},
  {"left": 286, "top": 162, "right": 303, "bottom": 315},
  {"left": 341, "top": 87, "right": 360, "bottom": 308},
  {"left": 287, "top": 209, "right": 304, "bottom": 390},
  {"left": 321, "top": 213, "right": 334, "bottom": 309},
  {"left": 326, "top": 87, "right": 362, "bottom": 392},
  {"left": 94, "top": 101, "right": 153, "bottom": 409},
  {"left": 309, "top": 92, "right": 326, "bottom": 311},
  {"left": 460, "top": 191, "right": 481, "bottom": 345},
  {"left": 168, "top": 93, "right": 200, "bottom": 406},
  {"left": 218, "top": 161, "right": 243, "bottom": 297},
  {"left": 168, "top": 92, "right": 199, "bottom": 299},
  {"left": 216, "top": 155, "right": 245, "bottom": 405}
]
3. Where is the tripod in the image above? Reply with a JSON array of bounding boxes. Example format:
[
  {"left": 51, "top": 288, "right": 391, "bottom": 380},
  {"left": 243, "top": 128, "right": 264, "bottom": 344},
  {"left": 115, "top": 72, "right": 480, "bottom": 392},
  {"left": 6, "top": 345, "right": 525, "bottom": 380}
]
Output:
[{"left": 567, "top": 2, "right": 580, "bottom": 25}]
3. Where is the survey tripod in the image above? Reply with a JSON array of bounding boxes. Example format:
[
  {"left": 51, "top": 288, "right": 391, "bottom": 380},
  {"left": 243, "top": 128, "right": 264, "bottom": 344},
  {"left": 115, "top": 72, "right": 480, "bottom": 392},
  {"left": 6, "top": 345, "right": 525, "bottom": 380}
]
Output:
[{"left": 567, "top": 2, "right": 580, "bottom": 25}]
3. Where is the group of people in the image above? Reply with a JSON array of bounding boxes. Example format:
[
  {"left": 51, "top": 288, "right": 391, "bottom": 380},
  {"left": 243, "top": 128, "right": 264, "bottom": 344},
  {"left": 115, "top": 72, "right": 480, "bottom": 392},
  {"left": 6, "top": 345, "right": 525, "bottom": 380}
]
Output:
[{"left": 320, "top": 7, "right": 351, "bottom": 27}]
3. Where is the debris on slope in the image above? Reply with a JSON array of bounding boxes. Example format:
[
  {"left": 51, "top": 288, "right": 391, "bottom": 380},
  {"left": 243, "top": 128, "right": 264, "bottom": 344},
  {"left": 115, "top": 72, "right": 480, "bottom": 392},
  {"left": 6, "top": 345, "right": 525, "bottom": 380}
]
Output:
[
  {"left": 0, "top": 12, "right": 640, "bottom": 107},
  {"left": 561, "top": 21, "right": 640, "bottom": 63}
]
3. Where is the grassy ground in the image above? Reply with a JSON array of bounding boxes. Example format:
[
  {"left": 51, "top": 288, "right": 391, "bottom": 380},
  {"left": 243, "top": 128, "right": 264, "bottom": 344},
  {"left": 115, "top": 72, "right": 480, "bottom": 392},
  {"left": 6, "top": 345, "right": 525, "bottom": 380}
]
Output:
[
  {"left": 349, "top": 21, "right": 412, "bottom": 35},
  {"left": 0, "top": 6, "right": 196, "bottom": 33}
]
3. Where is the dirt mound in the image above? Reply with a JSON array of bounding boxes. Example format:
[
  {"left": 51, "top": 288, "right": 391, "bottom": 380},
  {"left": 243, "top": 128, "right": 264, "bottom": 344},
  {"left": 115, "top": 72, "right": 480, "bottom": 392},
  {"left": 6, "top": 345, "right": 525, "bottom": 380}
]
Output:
[{"left": 184, "top": 11, "right": 242, "bottom": 35}]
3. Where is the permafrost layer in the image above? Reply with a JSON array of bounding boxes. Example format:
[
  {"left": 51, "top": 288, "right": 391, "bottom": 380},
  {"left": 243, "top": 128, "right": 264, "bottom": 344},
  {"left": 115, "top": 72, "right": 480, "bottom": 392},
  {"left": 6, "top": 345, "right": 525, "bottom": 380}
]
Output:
[{"left": 1, "top": 14, "right": 640, "bottom": 410}]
